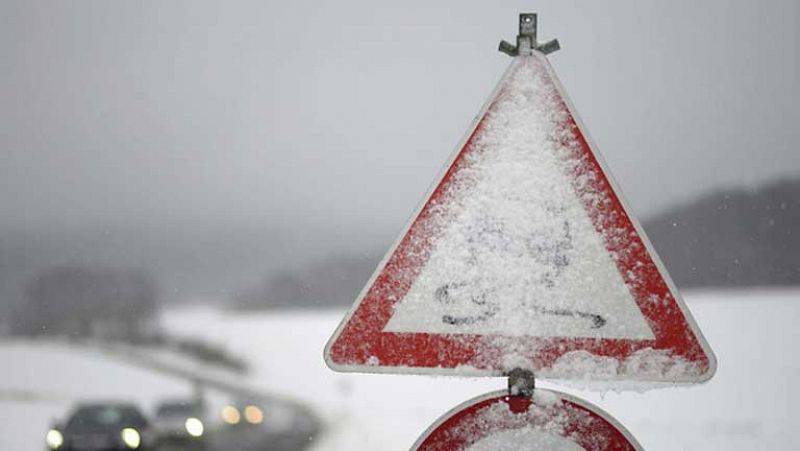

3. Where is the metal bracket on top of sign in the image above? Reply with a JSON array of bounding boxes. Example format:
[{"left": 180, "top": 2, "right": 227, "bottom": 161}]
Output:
[{"left": 499, "top": 13, "right": 560, "bottom": 56}]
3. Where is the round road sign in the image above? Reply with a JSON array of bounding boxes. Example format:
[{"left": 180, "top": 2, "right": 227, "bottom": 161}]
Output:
[{"left": 412, "top": 389, "right": 642, "bottom": 451}]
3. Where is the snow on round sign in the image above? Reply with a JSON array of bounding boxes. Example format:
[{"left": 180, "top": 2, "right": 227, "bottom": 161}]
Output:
[
  {"left": 412, "top": 389, "right": 642, "bottom": 451},
  {"left": 324, "top": 48, "right": 716, "bottom": 383}
]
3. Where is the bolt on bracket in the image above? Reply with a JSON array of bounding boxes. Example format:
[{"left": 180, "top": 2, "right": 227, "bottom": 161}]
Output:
[{"left": 499, "top": 13, "right": 560, "bottom": 56}]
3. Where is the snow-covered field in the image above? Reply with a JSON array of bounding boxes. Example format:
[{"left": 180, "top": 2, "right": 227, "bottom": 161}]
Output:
[{"left": 2, "top": 289, "right": 799, "bottom": 450}]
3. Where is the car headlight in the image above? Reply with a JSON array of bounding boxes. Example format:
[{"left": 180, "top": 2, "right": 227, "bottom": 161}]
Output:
[
  {"left": 244, "top": 405, "right": 263, "bottom": 424},
  {"left": 120, "top": 427, "right": 141, "bottom": 449},
  {"left": 45, "top": 429, "right": 64, "bottom": 449},
  {"left": 185, "top": 417, "right": 204, "bottom": 437},
  {"left": 221, "top": 405, "right": 240, "bottom": 425}
]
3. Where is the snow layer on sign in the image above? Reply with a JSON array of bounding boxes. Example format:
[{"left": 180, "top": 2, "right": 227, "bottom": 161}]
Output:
[
  {"left": 384, "top": 55, "right": 653, "bottom": 340},
  {"left": 432, "top": 390, "right": 637, "bottom": 451},
  {"left": 538, "top": 348, "right": 705, "bottom": 392},
  {"left": 456, "top": 400, "right": 585, "bottom": 448},
  {"left": 466, "top": 428, "right": 584, "bottom": 451}
]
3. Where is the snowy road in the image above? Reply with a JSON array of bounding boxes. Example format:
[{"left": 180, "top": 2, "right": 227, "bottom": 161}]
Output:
[
  {"left": 161, "top": 289, "right": 800, "bottom": 450},
  {"left": 2, "top": 289, "right": 799, "bottom": 450}
]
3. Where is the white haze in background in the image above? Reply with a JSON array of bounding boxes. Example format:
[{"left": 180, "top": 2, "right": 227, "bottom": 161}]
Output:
[{"left": 1, "top": 0, "right": 799, "bottom": 239}]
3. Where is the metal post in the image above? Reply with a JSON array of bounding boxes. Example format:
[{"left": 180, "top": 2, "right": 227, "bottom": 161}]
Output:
[
  {"left": 506, "top": 368, "right": 536, "bottom": 397},
  {"left": 499, "top": 13, "right": 560, "bottom": 56}
]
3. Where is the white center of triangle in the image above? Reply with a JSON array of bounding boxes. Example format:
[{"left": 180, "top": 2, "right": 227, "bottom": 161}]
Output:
[{"left": 384, "top": 57, "right": 654, "bottom": 340}]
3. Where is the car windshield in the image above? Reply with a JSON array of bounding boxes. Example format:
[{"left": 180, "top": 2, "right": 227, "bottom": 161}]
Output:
[
  {"left": 66, "top": 405, "right": 147, "bottom": 432},
  {"left": 156, "top": 403, "right": 198, "bottom": 418}
]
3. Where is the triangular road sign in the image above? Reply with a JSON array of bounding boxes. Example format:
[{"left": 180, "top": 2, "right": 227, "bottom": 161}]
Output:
[{"left": 325, "top": 51, "right": 716, "bottom": 383}]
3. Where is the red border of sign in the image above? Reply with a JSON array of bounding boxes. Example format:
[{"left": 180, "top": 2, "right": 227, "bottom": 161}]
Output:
[
  {"left": 325, "top": 52, "right": 716, "bottom": 382},
  {"left": 411, "top": 389, "right": 643, "bottom": 450}
]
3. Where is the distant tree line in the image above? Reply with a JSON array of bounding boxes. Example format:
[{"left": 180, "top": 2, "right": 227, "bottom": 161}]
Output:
[
  {"left": 6, "top": 266, "right": 248, "bottom": 372},
  {"left": 235, "top": 254, "right": 379, "bottom": 309},
  {"left": 11, "top": 266, "right": 158, "bottom": 339}
]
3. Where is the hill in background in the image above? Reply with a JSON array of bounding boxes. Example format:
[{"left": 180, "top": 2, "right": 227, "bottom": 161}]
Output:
[
  {"left": 644, "top": 178, "right": 799, "bottom": 288},
  {"left": 2, "top": 179, "right": 798, "bottom": 313},
  {"left": 235, "top": 254, "right": 380, "bottom": 310},
  {"left": 237, "top": 178, "right": 800, "bottom": 308}
]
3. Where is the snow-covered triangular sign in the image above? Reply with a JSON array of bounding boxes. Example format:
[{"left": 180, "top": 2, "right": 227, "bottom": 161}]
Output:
[{"left": 324, "top": 51, "right": 716, "bottom": 383}]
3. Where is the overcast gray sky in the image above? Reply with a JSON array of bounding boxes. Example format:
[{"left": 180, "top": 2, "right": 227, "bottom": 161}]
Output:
[{"left": 2, "top": 0, "right": 799, "bottom": 236}]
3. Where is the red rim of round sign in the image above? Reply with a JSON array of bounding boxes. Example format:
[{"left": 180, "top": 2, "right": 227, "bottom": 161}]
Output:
[{"left": 412, "top": 389, "right": 643, "bottom": 451}]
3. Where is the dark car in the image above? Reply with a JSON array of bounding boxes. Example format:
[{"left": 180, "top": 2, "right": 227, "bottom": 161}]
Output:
[
  {"left": 46, "top": 402, "right": 152, "bottom": 451},
  {"left": 152, "top": 400, "right": 207, "bottom": 450}
]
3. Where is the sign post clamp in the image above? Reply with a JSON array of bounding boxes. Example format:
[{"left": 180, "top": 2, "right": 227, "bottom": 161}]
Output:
[
  {"left": 499, "top": 13, "right": 560, "bottom": 56},
  {"left": 505, "top": 368, "right": 536, "bottom": 397}
]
